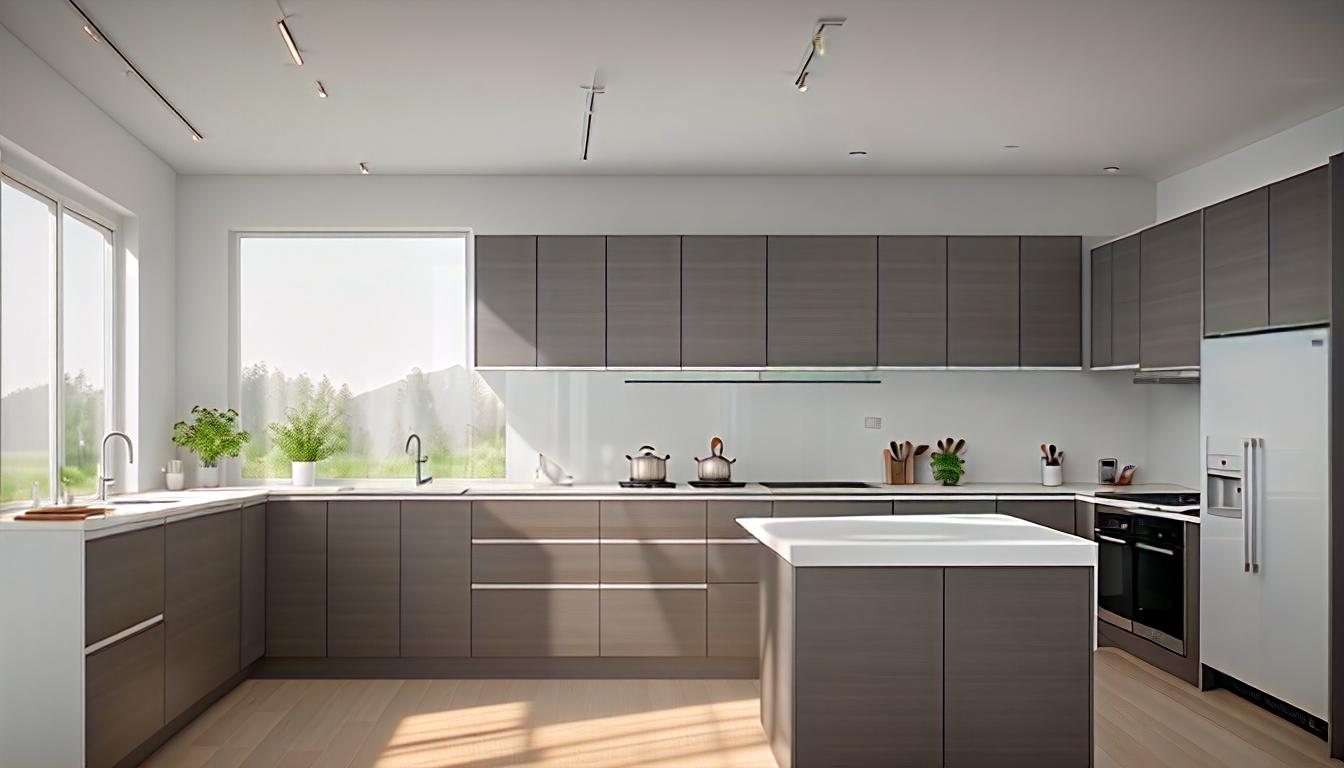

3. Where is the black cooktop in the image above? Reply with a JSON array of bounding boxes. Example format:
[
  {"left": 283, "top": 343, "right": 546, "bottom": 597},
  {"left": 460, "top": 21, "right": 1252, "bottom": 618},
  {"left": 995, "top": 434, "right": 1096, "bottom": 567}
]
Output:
[
  {"left": 619, "top": 480, "right": 676, "bottom": 489},
  {"left": 1095, "top": 491, "right": 1199, "bottom": 507},
  {"left": 760, "top": 481, "right": 876, "bottom": 489}
]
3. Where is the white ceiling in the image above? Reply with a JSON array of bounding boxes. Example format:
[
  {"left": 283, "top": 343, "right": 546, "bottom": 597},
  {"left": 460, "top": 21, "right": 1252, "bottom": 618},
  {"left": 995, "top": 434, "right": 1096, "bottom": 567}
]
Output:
[{"left": 3, "top": 0, "right": 1342, "bottom": 178}]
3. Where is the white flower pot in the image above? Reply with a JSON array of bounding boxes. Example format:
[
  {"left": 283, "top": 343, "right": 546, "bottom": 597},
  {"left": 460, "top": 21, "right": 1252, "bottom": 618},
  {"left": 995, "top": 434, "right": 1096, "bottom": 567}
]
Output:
[
  {"left": 1042, "top": 463, "right": 1063, "bottom": 487},
  {"left": 292, "top": 461, "right": 317, "bottom": 487},
  {"left": 198, "top": 465, "right": 220, "bottom": 488}
]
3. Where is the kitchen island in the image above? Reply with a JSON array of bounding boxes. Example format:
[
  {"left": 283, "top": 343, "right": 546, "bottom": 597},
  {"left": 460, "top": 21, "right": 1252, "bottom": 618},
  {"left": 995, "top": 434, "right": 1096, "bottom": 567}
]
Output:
[{"left": 741, "top": 514, "right": 1097, "bottom": 768}]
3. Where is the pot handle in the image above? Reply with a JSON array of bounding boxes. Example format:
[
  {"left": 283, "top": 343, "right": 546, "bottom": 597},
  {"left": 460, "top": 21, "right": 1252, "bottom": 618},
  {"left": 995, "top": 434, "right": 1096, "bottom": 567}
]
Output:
[
  {"left": 710, "top": 436, "right": 724, "bottom": 457},
  {"left": 638, "top": 444, "right": 658, "bottom": 455}
]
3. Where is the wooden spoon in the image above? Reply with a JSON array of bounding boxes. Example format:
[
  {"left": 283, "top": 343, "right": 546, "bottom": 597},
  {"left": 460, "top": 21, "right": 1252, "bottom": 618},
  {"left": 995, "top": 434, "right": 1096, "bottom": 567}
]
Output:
[
  {"left": 953, "top": 438, "right": 966, "bottom": 455},
  {"left": 914, "top": 444, "right": 929, "bottom": 457}
]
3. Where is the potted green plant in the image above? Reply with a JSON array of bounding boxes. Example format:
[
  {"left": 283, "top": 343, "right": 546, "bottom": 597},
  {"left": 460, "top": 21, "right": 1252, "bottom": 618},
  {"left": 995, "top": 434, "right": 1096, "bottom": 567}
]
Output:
[
  {"left": 268, "top": 400, "right": 346, "bottom": 487},
  {"left": 172, "top": 406, "right": 250, "bottom": 488},
  {"left": 930, "top": 437, "right": 967, "bottom": 486}
]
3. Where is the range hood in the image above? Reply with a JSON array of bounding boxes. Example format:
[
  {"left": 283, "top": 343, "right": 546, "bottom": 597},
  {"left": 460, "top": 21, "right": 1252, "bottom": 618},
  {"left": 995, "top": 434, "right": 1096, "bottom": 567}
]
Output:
[{"left": 1133, "top": 368, "right": 1200, "bottom": 384}]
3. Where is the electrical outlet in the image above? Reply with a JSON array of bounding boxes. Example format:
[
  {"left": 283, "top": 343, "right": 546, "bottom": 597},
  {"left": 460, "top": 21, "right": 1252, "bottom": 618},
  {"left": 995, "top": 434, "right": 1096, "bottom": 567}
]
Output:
[{"left": 863, "top": 416, "right": 882, "bottom": 430}]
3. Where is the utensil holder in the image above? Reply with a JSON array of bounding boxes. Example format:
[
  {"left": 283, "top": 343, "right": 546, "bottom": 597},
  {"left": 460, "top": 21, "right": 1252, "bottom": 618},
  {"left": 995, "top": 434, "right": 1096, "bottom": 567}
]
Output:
[
  {"left": 165, "top": 472, "right": 185, "bottom": 492},
  {"left": 883, "top": 449, "right": 909, "bottom": 485},
  {"left": 1041, "top": 461, "right": 1062, "bottom": 487}
]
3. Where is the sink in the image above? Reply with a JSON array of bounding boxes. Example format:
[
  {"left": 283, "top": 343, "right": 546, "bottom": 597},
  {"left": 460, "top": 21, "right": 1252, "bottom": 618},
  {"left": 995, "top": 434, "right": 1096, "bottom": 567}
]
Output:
[{"left": 107, "top": 498, "right": 182, "bottom": 505}]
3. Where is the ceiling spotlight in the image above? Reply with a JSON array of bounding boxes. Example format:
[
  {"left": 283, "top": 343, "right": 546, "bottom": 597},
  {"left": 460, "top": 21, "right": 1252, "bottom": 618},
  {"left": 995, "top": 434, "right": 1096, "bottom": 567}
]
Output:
[
  {"left": 316, "top": 81, "right": 328, "bottom": 98},
  {"left": 796, "top": 72, "right": 809, "bottom": 93},
  {"left": 580, "top": 80, "right": 605, "bottom": 161},
  {"left": 848, "top": 150, "right": 868, "bottom": 156},
  {"left": 793, "top": 18, "right": 843, "bottom": 93},
  {"left": 814, "top": 31, "right": 827, "bottom": 57},
  {"left": 82, "top": 24, "right": 100, "bottom": 43},
  {"left": 277, "top": 18, "right": 303, "bottom": 67},
  {"left": 358, "top": 162, "right": 370, "bottom": 175},
  {"left": 191, "top": 132, "right": 203, "bottom": 143},
  {"left": 1103, "top": 166, "right": 1121, "bottom": 174}
]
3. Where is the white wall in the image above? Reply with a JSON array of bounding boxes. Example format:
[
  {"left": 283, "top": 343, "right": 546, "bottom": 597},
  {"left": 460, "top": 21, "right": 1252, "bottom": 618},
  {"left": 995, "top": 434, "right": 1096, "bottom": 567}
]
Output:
[
  {"left": 0, "top": 24, "right": 177, "bottom": 491},
  {"left": 177, "top": 173, "right": 1175, "bottom": 483}
]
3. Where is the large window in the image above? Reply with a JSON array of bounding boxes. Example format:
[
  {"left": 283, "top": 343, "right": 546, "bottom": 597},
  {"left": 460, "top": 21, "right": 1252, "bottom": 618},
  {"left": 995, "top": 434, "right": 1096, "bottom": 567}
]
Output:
[
  {"left": 238, "top": 234, "right": 503, "bottom": 480},
  {"left": 1, "top": 176, "right": 113, "bottom": 503}
]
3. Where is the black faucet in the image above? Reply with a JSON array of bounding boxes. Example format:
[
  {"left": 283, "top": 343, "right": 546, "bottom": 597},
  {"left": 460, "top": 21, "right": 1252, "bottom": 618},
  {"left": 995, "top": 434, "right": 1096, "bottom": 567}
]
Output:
[{"left": 405, "top": 433, "right": 433, "bottom": 486}]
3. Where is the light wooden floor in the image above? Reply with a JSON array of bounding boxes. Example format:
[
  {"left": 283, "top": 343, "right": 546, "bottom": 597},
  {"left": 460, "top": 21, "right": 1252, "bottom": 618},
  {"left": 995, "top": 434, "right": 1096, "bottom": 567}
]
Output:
[{"left": 145, "top": 648, "right": 1340, "bottom": 768}]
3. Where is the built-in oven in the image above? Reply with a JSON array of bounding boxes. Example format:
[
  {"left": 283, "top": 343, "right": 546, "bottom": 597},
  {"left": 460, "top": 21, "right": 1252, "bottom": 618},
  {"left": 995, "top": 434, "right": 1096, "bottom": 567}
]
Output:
[{"left": 1094, "top": 507, "right": 1186, "bottom": 655}]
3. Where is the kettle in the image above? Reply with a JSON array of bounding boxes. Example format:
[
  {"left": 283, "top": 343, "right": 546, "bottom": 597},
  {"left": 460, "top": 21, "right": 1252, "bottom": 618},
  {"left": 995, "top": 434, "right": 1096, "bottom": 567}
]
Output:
[
  {"left": 694, "top": 437, "right": 737, "bottom": 482},
  {"left": 625, "top": 445, "right": 671, "bottom": 482}
]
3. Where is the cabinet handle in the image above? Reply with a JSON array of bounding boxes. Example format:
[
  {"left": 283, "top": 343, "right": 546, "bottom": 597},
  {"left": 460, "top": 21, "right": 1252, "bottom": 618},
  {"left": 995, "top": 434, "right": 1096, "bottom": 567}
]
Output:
[
  {"left": 1096, "top": 534, "right": 1128, "bottom": 545},
  {"left": 1135, "top": 542, "right": 1175, "bottom": 556}
]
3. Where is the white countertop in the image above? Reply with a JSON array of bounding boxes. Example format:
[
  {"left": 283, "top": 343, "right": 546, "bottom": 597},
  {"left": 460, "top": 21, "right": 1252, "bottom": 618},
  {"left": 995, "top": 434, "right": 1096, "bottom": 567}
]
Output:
[{"left": 739, "top": 514, "right": 1098, "bottom": 568}]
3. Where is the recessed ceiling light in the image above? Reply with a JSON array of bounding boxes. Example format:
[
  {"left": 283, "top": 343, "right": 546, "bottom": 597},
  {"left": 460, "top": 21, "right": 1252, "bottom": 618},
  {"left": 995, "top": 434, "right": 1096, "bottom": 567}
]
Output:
[
  {"left": 796, "top": 71, "right": 809, "bottom": 93},
  {"left": 277, "top": 18, "right": 304, "bottom": 66},
  {"left": 82, "top": 24, "right": 100, "bottom": 43},
  {"left": 358, "top": 162, "right": 370, "bottom": 175},
  {"left": 848, "top": 150, "right": 868, "bottom": 156},
  {"left": 316, "top": 81, "right": 328, "bottom": 98},
  {"left": 1003, "top": 144, "right": 1020, "bottom": 150},
  {"left": 1103, "top": 166, "right": 1121, "bottom": 174}
]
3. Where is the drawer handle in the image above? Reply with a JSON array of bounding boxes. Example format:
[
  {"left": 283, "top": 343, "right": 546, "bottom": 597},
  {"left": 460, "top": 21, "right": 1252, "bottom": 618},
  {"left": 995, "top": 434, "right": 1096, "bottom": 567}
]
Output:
[{"left": 84, "top": 614, "right": 163, "bottom": 655}]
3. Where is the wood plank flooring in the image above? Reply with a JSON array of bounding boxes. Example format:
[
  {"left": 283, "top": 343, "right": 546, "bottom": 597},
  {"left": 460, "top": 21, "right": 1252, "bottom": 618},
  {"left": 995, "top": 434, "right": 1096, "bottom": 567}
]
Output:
[{"left": 144, "top": 648, "right": 1339, "bottom": 767}]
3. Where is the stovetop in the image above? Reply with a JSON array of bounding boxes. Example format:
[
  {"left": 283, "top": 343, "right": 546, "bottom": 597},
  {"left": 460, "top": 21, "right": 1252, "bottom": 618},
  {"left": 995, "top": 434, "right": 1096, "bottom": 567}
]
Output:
[
  {"left": 619, "top": 480, "right": 676, "bottom": 489},
  {"left": 759, "top": 481, "right": 876, "bottom": 489},
  {"left": 1094, "top": 490, "right": 1200, "bottom": 507}
]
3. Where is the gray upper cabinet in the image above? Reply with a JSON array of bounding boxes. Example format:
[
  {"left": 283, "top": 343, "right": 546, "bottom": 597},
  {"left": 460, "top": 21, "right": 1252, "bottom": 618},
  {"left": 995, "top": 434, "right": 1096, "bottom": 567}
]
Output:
[
  {"left": 606, "top": 236, "right": 680, "bottom": 367},
  {"left": 1203, "top": 188, "right": 1269, "bottom": 336},
  {"left": 947, "top": 236, "right": 1019, "bottom": 366},
  {"left": 681, "top": 236, "right": 767, "bottom": 367},
  {"left": 327, "top": 501, "right": 400, "bottom": 658},
  {"left": 767, "top": 236, "right": 878, "bottom": 366},
  {"left": 1111, "top": 235, "right": 1141, "bottom": 366},
  {"left": 878, "top": 236, "right": 947, "bottom": 366},
  {"left": 474, "top": 236, "right": 537, "bottom": 367},
  {"left": 1020, "top": 236, "right": 1081, "bottom": 367},
  {"left": 1269, "top": 166, "right": 1329, "bottom": 327},
  {"left": 1090, "top": 245, "right": 1112, "bottom": 367},
  {"left": 537, "top": 236, "right": 605, "bottom": 366},
  {"left": 1141, "top": 212, "right": 1202, "bottom": 369}
]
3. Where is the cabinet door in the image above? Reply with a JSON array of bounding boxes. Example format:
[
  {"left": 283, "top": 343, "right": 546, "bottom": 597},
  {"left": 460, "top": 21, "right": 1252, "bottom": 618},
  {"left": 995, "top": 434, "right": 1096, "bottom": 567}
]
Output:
[
  {"left": 1112, "top": 235, "right": 1142, "bottom": 365},
  {"left": 600, "top": 588, "right": 707, "bottom": 657},
  {"left": 401, "top": 501, "right": 470, "bottom": 657},
  {"left": 537, "top": 235, "right": 605, "bottom": 366},
  {"left": 474, "top": 235, "right": 536, "bottom": 366},
  {"left": 892, "top": 499, "right": 996, "bottom": 515},
  {"left": 1090, "top": 245, "right": 1112, "bottom": 367},
  {"left": 878, "top": 236, "right": 947, "bottom": 366},
  {"left": 773, "top": 500, "right": 892, "bottom": 517},
  {"left": 600, "top": 500, "right": 706, "bottom": 538},
  {"left": 995, "top": 499, "right": 1076, "bottom": 535},
  {"left": 606, "top": 236, "right": 680, "bottom": 366},
  {"left": 266, "top": 501, "right": 327, "bottom": 657},
  {"left": 1141, "top": 213, "right": 1202, "bottom": 369},
  {"left": 85, "top": 526, "right": 164, "bottom": 646},
  {"left": 328, "top": 501, "right": 400, "bottom": 657},
  {"left": 1204, "top": 188, "right": 1269, "bottom": 335},
  {"left": 600, "top": 543, "right": 705, "bottom": 583},
  {"left": 681, "top": 236, "right": 767, "bottom": 366},
  {"left": 707, "top": 500, "right": 772, "bottom": 538},
  {"left": 472, "top": 588, "right": 599, "bottom": 656},
  {"left": 240, "top": 503, "right": 265, "bottom": 667},
  {"left": 86, "top": 624, "right": 164, "bottom": 768},
  {"left": 472, "top": 500, "right": 599, "bottom": 538},
  {"left": 472, "top": 543, "right": 599, "bottom": 583},
  {"left": 767, "top": 236, "right": 878, "bottom": 366},
  {"left": 1020, "top": 236, "right": 1081, "bottom": 367},
  {"left": 948, "top": 236, "right": 1019, "bottom": 366},
  {"left": 165, "top": 511, "right": 241, "bottom": 721},
  {"left": 708, "top": 583, "right": 758, "bottom": 657},
  {"left": 1270, "top": 166, "right": 1329, "bottom": 327}
]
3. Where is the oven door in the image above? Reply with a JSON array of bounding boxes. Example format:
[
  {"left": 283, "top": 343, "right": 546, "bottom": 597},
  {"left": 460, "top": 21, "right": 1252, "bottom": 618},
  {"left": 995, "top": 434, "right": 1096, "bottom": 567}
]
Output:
[
  {"left": 1133, "top": 538, "right": 1185, "bottom": 654},
  {"left": 1095, "top": 530, "right": 1134, "bottom": 631}
]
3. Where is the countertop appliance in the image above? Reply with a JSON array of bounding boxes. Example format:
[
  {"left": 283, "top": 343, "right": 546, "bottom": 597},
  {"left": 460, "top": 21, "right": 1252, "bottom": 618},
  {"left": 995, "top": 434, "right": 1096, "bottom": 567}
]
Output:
[
  {"left": 1095, "top": 491, "right": 1200, "bottom": 508},
  {"left": 619, "top": 480, "right": 676, "bottom": 489},
  {"left": 1201, "top": 327, "right": 1328, "bottom": 728},
  {"left": 1094, "top": 507, "right": 1187, "bottom": 653}
]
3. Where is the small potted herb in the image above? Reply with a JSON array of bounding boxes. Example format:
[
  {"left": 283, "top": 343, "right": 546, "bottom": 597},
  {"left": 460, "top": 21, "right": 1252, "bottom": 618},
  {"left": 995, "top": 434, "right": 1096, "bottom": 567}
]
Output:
[
  {"left": 172, "top": 406, "right": 250, "bottom": 488},
  {"left": 268, "top": 401, "right": 346, "bottom": 487},
  {"left": 930, "top": 437, "right": 967, "bottom": 486}
]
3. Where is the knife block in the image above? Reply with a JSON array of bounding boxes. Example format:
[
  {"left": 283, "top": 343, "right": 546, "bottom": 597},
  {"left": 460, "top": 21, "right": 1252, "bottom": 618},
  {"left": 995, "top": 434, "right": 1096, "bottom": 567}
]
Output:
[{"left": 883, "top": 449, "right": 910, "bottom": 485}]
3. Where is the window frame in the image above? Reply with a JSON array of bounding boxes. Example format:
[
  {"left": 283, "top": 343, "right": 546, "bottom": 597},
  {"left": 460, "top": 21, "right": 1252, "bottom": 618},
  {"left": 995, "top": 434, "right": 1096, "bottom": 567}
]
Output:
[
  {"left": 1, "top": 170, "right": 120, "bottom": 504},
  {"left": 228, "top": 228, "right": 477, "bottom": 486}
]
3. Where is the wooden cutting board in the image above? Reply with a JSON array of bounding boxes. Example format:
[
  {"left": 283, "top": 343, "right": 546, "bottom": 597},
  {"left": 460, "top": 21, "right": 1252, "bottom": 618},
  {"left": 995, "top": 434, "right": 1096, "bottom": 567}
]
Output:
[{"left": 14, "top": 505, "right": 108, "bottom": 521}]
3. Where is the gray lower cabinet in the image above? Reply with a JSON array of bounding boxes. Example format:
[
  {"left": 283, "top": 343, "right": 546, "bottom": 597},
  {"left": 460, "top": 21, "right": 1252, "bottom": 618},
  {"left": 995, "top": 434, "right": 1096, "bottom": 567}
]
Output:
[
  {"left": 599, "top": 500, "right": 705, "bottom": 538},
  {"left": 472, "top": 542, "right": 599, "bottom": 583},
  {"left": 1112, "top": 235, "right": 1141, "bottom": 366},
  {"left": 474, "top": 235, "right": 537, "bottom": 366},
  {"left": 266, "top": 501, "right": 327, "bottom": 657},
  {"left": 878, "top": 236, "right": 947, "bottom": 366},
  {"left": 1203, "top": 187, "right": 1269, "bottom": 335},
  {"left": 601, "top": 543, "right": 705, "bottom": 583},
  {"left": 472, "top": 588, "right": 599, "bottom": 656},
  {"left": 708, "top": 542, "right": 761, "bottom": 582},
  {"left": 767, "top": 236, "right": 877, "bottom": 366},
  {"left": 1141, "top": 212, "right": 1202, "bottom": 369},
  {"left": 680, "top": 236, "right": 767, "bottom": 367},
  {"left": 606, "top": 236, "right": 680, "bottom": 366},
  {"left": 537, "top": 235, "right": 605, "bottom": 366},
  {"left": 707, "top": 583, "right": 758, "bottom": 657},
  {"left": 164, "top": 511, "right": 241, "bottom": 722},
  {"left": 948, "top": 236, "right": 1020, "bottom": 366},
  {"left": 708, "top": 500, "right": 771, "bottom": 538},
  {"left": 85, "top": 623, "right": 165, "bottom": 768},
  {"left": 401, "top": 501, "right": 470, "bottom": 657},
  {"left": 240, "top": 503, "right": 266, "bottom": 667},
  {"left": 472, "top": 500, "right": 599, "bottom": 538},
  {"left": 1269, "top": 165, "right": 1330, "bottom": 327},
  {"left": 1090, "top": 244, "right": 1112, "bottom": 367},
  {"left": 772, "top": 500, "right": 892, "bottom": 517},
  {"left": 892, "top": 499, "right": 996, "bottom": 515},
  {"left": 995, "top": 499, "right": 1076, "bottom": 535},
  {"left": 600, "top": 588, "right": 707, "bottom": 657},
  {"left": 1020, "top": 236, "right": 1081, "bottom": 367},
  {"left": 327, "top": 501, "right": 400, "bottom": 657},
  {"left": 943, "top": 567, "right": 1092, "bottom": 767},
  {"left": 85, "top": 526, "right": 164, "bottom": 647}
]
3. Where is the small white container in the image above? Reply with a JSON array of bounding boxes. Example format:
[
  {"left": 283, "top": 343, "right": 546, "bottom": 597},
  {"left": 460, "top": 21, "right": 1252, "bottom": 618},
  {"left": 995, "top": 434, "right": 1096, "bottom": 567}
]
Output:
[
  {"left": 1041, "top": 463, "right": 1063, "bottom": 487},
  {"left": 291, "top": 461, "right": 317, "bottom": 487},
  {"left": 198, "top": 465, "right": 220, "bottom": 488},
  {"left": 165, "top": 472, "right": 185, "bottom": 491}
]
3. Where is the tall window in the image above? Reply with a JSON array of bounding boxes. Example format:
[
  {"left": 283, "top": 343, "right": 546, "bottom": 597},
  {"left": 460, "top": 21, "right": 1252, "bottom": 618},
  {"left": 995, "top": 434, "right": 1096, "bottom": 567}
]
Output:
[
  {"left": 238, "top": 234, "right": 504, "bottom": 480},
  {"left": 1, "top": 176, "right": 113, "bottom": 503}
]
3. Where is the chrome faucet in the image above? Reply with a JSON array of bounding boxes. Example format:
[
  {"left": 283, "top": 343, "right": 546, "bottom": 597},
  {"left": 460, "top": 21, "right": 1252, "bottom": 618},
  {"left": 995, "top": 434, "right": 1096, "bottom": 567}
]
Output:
[
  {"left": 405, "top": 433, "right": 432, "bottom": 486},
  {"left": 98, "top": 431, "right": 135, "bottom": 501}
]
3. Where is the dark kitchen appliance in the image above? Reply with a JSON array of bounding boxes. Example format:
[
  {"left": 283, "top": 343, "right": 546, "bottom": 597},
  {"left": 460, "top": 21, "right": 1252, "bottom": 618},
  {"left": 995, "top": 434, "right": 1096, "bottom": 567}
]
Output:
[
  {"left": 760, "top": 481, "right": 875, "bottom": 489},
  {"left": 1095, "top": 491, "right": 1200, "bottom": 507},
  {"left": 1095, "top": 508, "right": 1186, "bottom": 654},
  {"left": 688, "top": 480, "right": 746, "bottom": 488},
  {"left": 619, "top": 480, "right": 676, "bottom": 489}
]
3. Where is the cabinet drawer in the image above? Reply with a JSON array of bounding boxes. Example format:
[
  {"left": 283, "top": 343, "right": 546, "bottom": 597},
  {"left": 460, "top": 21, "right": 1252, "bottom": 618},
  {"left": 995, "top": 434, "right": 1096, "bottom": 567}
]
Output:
[
  {"left": 600, "top": 501, "right": 706, "bottom": 539},
  {"left": 707, "top": 501, "right": 771, "bottom": 538},
  {"left": 472, "top": 500, "right": 599, "bottom": 538},
  {"left": 471, "top": 588, "right": 599, "bottom": 656},
  {"left": 708, "top": 542, "right": 762, "bottom": 583},
  {"left": 600, "top": 588, "right": 707, "bottom": 657},
  {"left": 86, "top": 623, "right": 164, "bottom": 768},
  {"left": 472, "top": 542, "right": 598, "bottom": 583},
  {"left": 601, "top": 543, "right": 705, "bottom": 583},
  {"left": 995, "top": 500, "right": 1076, "bottom": 535},
  {"left": 86, "top": 526, "right": 164, "bottom": 646},
  {"left": 892, "top": 499, "right": 996, "bottom": 515},
  {"left": 773, "top": 500, "right": 892, "bottom": 517},
  {"left": 708, "top": 583, "right": 758, "bottom": 658}
]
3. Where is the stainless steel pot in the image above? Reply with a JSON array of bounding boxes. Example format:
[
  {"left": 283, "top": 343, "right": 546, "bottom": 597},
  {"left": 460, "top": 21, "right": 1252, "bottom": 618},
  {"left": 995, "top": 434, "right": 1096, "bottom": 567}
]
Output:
[
  {"left": 625, "top": 445, "right": 670, "bottom": 482},
  {"left": 694, "top": 437, "right": 736, "bottom": 482}
]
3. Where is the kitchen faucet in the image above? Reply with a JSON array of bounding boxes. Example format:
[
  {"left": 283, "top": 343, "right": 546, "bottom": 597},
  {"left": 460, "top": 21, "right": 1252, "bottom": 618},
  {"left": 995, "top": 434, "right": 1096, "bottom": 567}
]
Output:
[
  {"left": 97, "top": 431, "right": 135, "bottom": 501},
  {"left": 405, "top": 433, "right": 432, "bottom": 486}
]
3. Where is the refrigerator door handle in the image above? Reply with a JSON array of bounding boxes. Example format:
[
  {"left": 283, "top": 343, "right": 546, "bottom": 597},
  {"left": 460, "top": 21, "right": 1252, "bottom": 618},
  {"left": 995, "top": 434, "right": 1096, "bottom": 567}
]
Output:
[
  {"left": 1249, "top": 438, "right": 1261, "bottom": 573},
  {"left": 1242, "top": 438, "right": 1251, "bottom": 572}
]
